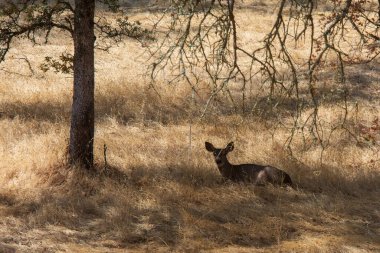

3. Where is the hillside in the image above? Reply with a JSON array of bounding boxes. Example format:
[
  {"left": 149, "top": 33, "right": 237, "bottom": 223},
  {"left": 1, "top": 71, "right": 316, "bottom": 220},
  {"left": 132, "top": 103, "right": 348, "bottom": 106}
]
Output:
[{"left": 0, "top": 1, "right": 379, "bottom": 252}]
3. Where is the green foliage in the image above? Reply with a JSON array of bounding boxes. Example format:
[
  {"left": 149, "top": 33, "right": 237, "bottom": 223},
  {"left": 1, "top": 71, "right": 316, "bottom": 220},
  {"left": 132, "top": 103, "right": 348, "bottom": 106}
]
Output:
[
  {"left": 40, "top": 53, "right": 74, "bottom": 74},
  {"left": 0, "top": 0, "right": 154, "bottom": 65},
  {"left": 116, "top": 16, "right": 154, "bottom": 41}
]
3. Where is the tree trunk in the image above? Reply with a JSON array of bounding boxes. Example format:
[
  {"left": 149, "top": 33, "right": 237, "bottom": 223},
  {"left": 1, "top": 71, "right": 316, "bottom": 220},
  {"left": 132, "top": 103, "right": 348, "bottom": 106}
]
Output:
[{"left": 69, "top": 0, "right": 96, "bottom": 169}]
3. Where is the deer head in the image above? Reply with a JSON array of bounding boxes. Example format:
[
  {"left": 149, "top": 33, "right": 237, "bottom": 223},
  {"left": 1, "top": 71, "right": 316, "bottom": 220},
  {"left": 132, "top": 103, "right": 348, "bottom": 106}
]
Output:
[{"left": 205, "top": 141, "right": 234, "bottom": 166}]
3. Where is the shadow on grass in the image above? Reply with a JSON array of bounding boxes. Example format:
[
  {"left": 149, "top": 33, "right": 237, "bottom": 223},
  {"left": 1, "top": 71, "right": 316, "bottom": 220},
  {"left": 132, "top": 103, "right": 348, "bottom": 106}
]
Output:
[
  {"left": 1, "top": 161, "right": 379, "bottom": 251},
  {"left": 0, "top": 101, "right": 71, "bottom": 123},
  {"left": 1, "top": 61, "right": 379, "bottom": 126},
  {"left": 0, "top": 86, "right": 190, "bottom": 125}
]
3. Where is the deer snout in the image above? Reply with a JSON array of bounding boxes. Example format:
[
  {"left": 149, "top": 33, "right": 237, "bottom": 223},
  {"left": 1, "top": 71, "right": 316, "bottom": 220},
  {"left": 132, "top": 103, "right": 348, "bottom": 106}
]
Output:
[{"left": 215, "top": 156, "right": 223, "bottom": 164}]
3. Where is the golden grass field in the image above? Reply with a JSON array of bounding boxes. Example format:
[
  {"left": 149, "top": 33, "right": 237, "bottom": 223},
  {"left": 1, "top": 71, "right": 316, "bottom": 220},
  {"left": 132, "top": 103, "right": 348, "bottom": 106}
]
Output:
[{"left": 0, "top": 2, "right": 380, "bottom": 252}]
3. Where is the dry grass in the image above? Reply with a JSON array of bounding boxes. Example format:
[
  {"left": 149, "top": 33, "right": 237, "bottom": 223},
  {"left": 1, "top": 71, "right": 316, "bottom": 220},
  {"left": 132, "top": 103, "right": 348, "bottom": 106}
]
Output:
[{"left": 1, "top": 3, "right": 380, "bottom": 253}]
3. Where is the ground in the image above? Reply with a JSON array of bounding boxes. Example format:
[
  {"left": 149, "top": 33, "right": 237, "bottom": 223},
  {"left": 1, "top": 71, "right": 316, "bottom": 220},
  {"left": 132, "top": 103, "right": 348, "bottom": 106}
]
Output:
[{"left": 0, "top": 1, "right": 379, "bottom": 252}]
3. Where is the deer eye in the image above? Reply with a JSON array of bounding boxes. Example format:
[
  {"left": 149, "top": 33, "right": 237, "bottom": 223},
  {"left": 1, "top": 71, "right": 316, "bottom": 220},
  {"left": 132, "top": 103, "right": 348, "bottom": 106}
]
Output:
[{"left": 213, "top": 151, "right": 218, "bottom": 156}]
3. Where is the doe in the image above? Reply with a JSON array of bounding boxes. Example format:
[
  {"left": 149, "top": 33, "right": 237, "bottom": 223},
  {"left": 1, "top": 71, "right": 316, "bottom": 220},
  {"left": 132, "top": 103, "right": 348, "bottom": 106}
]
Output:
[{"left": 205, "top": 141, "right": 293, "bottom": 187}]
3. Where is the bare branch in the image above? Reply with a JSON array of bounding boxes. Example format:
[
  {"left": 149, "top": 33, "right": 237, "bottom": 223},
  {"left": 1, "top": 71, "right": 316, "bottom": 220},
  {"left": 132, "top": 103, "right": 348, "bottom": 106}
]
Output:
[{"left": 150, "top": 0, "right": 380, "bottom": 149}]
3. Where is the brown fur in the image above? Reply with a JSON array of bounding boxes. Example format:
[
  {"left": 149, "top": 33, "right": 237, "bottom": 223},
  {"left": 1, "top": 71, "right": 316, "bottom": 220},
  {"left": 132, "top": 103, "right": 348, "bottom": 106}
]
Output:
[{"left": 205, "top": 142, "right": 293, "bottom": 187}]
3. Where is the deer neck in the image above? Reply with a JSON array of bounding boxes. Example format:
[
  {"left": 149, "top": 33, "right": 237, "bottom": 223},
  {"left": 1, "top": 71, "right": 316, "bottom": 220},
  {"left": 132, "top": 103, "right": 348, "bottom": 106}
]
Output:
[{"left": 217, "top": 156, "right": 233, "bottom": 175}]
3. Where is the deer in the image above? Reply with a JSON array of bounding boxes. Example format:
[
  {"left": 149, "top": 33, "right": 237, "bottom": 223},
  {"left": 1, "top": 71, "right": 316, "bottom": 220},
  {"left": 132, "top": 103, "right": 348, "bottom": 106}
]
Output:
[{"left": 205, "top": 141, "right": 293, "bottom": 187}]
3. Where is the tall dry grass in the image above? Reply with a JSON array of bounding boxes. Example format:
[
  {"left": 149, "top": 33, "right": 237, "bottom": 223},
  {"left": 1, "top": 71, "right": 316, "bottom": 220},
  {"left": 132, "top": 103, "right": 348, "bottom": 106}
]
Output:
[{"left": 0, "top": 2, "right": 379, "bottom": 252}]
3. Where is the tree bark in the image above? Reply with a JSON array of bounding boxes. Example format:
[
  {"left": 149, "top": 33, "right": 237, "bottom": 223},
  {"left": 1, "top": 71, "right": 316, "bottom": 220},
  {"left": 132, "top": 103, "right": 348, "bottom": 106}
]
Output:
[{"left": 69, "top": 0, "right": 96, "bottom": 169}]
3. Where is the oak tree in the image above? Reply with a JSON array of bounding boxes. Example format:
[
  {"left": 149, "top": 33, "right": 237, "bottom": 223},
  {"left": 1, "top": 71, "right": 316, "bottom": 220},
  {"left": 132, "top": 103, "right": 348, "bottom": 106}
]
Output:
[{"left": 0, "top": 0, "right": 149, "bottom": 168}]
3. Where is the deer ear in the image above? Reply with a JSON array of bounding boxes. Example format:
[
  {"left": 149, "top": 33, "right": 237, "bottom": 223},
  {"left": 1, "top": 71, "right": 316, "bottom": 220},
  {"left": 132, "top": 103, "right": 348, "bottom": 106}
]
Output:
[
  {"left": 226, "top": 142, "right": 234, "bottom": 151},
  {"left": 205, "top": 142, "right": 215, "bottom": 152}
]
